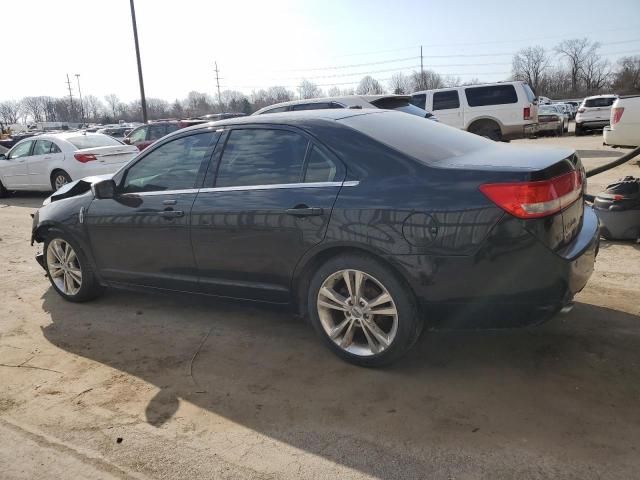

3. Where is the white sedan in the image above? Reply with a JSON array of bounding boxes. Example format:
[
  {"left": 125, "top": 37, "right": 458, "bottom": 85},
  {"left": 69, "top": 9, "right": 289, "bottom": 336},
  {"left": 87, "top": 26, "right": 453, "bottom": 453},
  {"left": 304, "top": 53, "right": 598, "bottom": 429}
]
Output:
[{"left": 0, "top": 132, "right": 139, "bottom": 195}]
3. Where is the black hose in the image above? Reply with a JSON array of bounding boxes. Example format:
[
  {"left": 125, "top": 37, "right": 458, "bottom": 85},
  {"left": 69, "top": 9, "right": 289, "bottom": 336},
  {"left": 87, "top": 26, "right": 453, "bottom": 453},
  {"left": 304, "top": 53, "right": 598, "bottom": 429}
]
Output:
[{"left": 585, "top": 145, "right": 640, "bottom": 178}]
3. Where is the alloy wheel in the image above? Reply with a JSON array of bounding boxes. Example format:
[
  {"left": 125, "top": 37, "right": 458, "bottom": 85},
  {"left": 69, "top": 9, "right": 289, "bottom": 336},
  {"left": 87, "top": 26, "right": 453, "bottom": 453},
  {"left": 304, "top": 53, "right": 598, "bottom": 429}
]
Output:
[
  {"left": 317, "top": 269, "right": 398, "bottom": 356},
  {"left": 54, "top": 174, "right": 68, "bottom": 190},
  {"left": 46, "top": 239, "right": 82, "bottom": 296}
]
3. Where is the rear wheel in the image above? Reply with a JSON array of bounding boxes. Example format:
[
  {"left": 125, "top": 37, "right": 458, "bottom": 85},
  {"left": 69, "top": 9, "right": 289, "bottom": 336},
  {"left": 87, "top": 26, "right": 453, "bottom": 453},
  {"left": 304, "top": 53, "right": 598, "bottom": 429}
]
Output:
[
  {"left": 468, "top": 120, "right": 502, "bottom": 142},
  {"left": 556, "top": 125, "right": 564, "bottom": 136},
  {"left": 44, "top": 233, "right": 104, "bottom": 302},
  {"left": 307, "top": 253, "right": 422, "bottom": 367},
  {"left": 50, "top": 170, "right": 72, "bottom": 191},
  {"left": 575, "top": 123, "right": 583, "bottom": 136}
]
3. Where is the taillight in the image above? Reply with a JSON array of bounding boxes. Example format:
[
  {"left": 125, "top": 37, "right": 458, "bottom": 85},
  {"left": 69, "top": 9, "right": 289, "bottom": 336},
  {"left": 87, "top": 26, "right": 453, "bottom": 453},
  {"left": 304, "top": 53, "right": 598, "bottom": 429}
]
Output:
[
  {"left": 578, "top": 108, "right": 585, "bottom": 113},
  {"left": 611, "top": 107, "right": 624, "bottom": 125},
  {"left": 523, "top": 106, "right": 531, "bottom": 120},
  {"left": 479, "top": 171, "right": 583, "bottom": 219},
  {"left": 74, "top": 153, "right": 97, "bottom": 163}
]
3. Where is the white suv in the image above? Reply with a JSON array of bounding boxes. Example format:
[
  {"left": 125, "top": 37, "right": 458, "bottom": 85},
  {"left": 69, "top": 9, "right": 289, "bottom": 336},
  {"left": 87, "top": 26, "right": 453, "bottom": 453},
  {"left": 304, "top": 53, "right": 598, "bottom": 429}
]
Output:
[
  {"left": 410, "top": 81, "right": 538, "bottom": 141},
  {"left": 575, "top": 94, "right": 617, "bottom": 136}
]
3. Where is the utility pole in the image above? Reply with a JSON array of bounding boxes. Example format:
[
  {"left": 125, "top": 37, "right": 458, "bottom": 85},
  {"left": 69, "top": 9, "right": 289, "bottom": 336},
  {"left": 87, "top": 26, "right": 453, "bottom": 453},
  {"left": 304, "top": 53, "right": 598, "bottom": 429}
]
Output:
[
  {"left": 420, "top": 45, "right": 424, "bottom": 74},
  {"left": 214, "top": 61, "right": 222, "bottom": 112},
  {"left": 66, "top": 74, "right": 75, "bottom": 120},
  {"left": 129, "top": 0, "right": 148, "bottom": 123},
  {"left": 75, "top": 74, "right": 85, "bottom": 125}
]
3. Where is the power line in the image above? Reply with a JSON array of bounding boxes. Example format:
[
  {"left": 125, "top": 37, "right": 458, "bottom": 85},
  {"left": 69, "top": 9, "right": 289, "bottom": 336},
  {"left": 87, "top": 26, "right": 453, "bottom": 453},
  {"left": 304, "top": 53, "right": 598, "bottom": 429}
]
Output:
[{"left": 214, "top": 61, "right": 222, "bottom": 107}]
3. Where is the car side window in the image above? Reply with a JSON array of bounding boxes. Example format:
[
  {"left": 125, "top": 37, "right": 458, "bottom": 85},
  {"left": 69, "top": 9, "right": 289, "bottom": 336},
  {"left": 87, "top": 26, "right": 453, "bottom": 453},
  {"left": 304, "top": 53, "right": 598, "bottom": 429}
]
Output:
[
  {"left": 304, "top": 146, "right": 339, "bottom": 183},
  {"left": 8, "top": 140, "right": 33, "bottom": 159},
  {"left": 148, "top": 124, "right": 167, "bottom": 141},
  {"left": 33, "top": 140, "right": 53, "bottom": 156},
  {"left": 410, "top": 94, "right": 426, "bottom": 109},
  {"left": 433, "top": 91, "right": 460, "bottom": 110},
  {"left": 215, "top": 129, "right": 309, "bottom": 187},
  {"left": 292, "top": 103, "right": 335, "bottom": 111},
  {"left": 128, "top": 126, "right": 147, "bottom": 143},
  {"left": 263, "top": 106, "right": 288, "bottom": 114},
  {"left": 122, "top": 132, "right": 217, "bottom": 193},
  {"left": 465, "top": 85, "right": 518, "bottom": 107},
  {"left": 50, "top": 142, "right": 61, "bottom": 153}
]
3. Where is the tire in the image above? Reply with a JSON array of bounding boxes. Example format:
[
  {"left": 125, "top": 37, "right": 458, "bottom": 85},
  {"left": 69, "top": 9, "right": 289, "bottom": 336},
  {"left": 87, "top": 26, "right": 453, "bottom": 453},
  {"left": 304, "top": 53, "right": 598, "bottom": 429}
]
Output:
[
  {"left": 50, "top": 170, "right": 72, "bottom": 191},
  {"left": 307, "top": 253, "right": 422, "bottom": 367},
  {"left": 575, "top": 124, "right": 583, "bottom": 136},
  {"left": 469, "top": 121, "right": 502, "bottom": 141},
  {"left": 556, "top": 125, "right": 563, "bottom": 137},
  {"left": 564, "top": 122, "right": 569, "bottom": 133},
  {"left": 44, "top": 232, "right": 104, "bottom": 302},
  {"left": 0, "top": 179, "right": 8, "bottom": 198}
]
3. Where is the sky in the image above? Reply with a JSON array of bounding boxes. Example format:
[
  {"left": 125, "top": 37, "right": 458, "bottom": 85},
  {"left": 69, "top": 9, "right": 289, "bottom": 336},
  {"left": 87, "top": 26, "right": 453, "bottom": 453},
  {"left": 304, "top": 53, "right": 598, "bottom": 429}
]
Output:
[{"left": 2, "top": 0, "right": 639, "bottom": 103}]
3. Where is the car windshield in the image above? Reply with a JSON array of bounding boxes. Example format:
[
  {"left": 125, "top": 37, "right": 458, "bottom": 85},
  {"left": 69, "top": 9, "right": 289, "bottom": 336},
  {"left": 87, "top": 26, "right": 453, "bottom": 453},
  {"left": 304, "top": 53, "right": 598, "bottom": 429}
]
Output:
[
  {"left": 66, "top": 134, "right": 122, "bottom": 149},
  {"left": 340, "top": 111, "right": 490, "bottom": 164}
]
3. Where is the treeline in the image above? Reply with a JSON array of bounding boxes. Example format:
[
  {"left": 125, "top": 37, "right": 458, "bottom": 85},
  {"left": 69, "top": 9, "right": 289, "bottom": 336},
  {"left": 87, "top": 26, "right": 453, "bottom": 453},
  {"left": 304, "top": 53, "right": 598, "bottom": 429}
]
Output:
[{"left": 1, "top": 37, "right": 638, "bottom": 125}]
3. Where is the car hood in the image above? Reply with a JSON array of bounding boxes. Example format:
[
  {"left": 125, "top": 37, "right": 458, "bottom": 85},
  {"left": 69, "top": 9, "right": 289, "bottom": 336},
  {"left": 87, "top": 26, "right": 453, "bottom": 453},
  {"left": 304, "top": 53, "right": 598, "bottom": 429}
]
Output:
[{"left": 44, "top": 173, "right": 114, "bottom": 205}]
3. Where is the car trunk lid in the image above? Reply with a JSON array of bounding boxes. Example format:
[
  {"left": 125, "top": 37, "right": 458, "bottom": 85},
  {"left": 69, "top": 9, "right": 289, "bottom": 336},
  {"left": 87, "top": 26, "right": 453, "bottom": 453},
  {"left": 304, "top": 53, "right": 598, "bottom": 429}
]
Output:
[{"left": 73, "top": 145, "right": 139, "bottom": 165}]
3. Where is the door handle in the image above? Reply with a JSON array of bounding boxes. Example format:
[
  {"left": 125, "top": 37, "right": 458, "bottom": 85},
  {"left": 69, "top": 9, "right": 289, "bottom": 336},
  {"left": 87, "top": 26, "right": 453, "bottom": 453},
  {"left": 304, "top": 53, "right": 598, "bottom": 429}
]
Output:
[
  {"left": 163, "top": 199, "right": 177, "bottom": 205},
  {"left": 285, "top": 206, "right": 324, "bottom": 217},
  {"left": 159, "top": 210, "right": 185, "bottom": 218}
]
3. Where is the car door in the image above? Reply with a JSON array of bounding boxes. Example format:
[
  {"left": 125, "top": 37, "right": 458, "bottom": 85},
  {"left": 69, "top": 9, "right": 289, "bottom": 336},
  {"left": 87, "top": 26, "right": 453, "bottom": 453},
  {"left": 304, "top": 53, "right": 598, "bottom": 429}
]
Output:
[
  {"left": 191, "top": 126, "right": 345, "bottom": 302},
  {"left": 27, "top": 139, "right": 64, "bottom": 189},
  {"left": 85, "top": 130, "right": 220, "bottom": 291},
  {"left": 432, "top": 90, "right": 463, "bottom": 128},
  {"left": 0, "top": 140, "right": 34, "bottom": 188}
]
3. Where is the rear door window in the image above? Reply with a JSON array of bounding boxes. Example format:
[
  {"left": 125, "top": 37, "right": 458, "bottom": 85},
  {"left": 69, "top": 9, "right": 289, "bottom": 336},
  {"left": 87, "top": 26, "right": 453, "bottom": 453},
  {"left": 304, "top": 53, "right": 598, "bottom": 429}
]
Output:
[
  {"left": 262, "top": 106, "right": 289, "bottom": 114},
  {"left": 215, "top": 129, "right": 309, "bottom": 187},
  {"left": 33, "top": 140, "right": 53, "bottom": 156},
  {"left": 303, "top": 146, "right": 340, "bottom": 183},
  {"left": 465, "top": 85, "right": 518, "bottom": 107},
  {"left": 148, "top": 124, "right": 167, "bottom": 141},
  {"left": 432, "top": 91, "right": 460, "bottom": 110}
]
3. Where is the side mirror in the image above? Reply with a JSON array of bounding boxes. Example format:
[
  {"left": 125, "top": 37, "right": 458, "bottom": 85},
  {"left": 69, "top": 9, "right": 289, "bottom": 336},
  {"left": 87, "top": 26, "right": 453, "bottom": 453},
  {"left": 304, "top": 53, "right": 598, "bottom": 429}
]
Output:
[
  {"left": 91, "top": 179, "right": 116, "bottom": 199},
  {"left": 0, "top": 153, "right": 6, "bottom": 160},
  {"left": 122, "top": 137, "right": 131, "bottom": 145}
]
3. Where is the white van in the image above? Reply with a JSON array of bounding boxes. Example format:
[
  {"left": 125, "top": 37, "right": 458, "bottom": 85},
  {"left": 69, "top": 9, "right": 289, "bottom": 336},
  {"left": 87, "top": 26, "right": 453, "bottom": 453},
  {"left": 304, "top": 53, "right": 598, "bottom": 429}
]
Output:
[
  {"left": 603, "top": 95, "right": 640, "bottom": 147},
  {"left": 410, "top": 81, "right": 538, "bottom": 141}
]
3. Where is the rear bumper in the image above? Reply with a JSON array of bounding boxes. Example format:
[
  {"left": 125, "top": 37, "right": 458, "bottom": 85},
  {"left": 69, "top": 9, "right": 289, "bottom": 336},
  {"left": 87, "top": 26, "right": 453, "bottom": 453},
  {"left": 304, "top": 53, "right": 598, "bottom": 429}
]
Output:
[
  {"left": 390, "top": 206, "right": 599, "bottom": 329},
  {"left": 536, "top": 122, "right": 562, "bottom": 132},
  {"left": 502, "top": 123, "right": 536, "bottom": 140},
  {"left": 577, "top": 120, "right": 609, "bottom": 129}
]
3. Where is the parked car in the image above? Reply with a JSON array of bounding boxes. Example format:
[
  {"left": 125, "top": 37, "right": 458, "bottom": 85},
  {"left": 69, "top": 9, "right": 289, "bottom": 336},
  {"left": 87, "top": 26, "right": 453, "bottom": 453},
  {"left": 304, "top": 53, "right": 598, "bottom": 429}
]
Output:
[
  {"left": 575, "top": 94, "right": 618, "bottom": 136},
  {"left": 410, "top": 81, "right": 538, "bottom": 141},
  {"left": 123, "top": 121, "right": 186, "bottom": 151},
  {"left": 31, "top": 109, "right": 598, "bottom": 367},
  {"left": 0, "top": 132, "right": 138, "bottom": 194},
  {"left": 253, "top": 94, "right": 437, "bottom": 120},
  {"left": 603, "top": 95, "right": 640, "bottom": 147},
  {"left": 548, "top": 104, "right": 570, "bottom": 133},
  {"left": 97, "top": 126, "right": 131, "bottom": 138},
  {"left": 554, "top": 103, "right": 574, "bottom": 122},
  {"left": 536, "top": 105, "right": 565, "bottom": 136},
  {"left": 197, "top": 113, "right": 247, "bottom": 121}
]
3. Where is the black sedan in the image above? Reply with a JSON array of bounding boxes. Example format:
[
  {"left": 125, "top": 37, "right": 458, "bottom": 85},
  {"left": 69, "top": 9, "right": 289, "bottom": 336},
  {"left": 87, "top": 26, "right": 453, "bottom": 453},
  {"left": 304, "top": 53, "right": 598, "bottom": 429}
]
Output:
[{"left": 31, "top": 110, "right": 599, "bottom": 366}]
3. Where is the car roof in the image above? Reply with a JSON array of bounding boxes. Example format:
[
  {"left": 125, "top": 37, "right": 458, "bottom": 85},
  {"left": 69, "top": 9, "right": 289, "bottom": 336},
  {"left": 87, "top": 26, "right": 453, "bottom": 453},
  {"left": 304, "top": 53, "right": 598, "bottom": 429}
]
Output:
[
  {"left": 584, "top": 94, "right": 618, "bottom": 100},
  {"left": 172, "top": 108, "right": 386, "bottom": 135},
  {"left": 253, "top": 94, "right": 411, "bottom": 114},
  {"left": 412, "top": 80, "right": 527, "bottom": 94}
]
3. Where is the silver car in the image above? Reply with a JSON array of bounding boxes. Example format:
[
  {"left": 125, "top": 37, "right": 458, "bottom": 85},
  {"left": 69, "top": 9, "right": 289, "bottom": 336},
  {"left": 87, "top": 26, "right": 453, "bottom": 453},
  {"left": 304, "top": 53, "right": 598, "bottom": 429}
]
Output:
[
  {"left": 253, "top": 95, "right": 437, "bottom": 120},
  {"left": 536, "top": 105, "right": 565, "bottom": 136}
]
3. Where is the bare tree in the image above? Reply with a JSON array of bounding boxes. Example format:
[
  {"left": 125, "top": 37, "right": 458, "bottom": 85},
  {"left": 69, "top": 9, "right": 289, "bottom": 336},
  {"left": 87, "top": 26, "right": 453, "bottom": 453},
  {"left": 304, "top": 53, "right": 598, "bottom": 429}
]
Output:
[
  {"left": 555, "top": 38, "right": 599, "bottom": 94},
  {"left": 327, "top": 86, "right": 341, "bottom": 97},
  {"left": 298, "top": 79, "right": 322, "bottom": 99},
  {"left": 411, "top": 70, "right": 443, "bottom": 91},
  {"left": 512, "top": 46, "right": 549, "bottom": 92},
  {"left": 442, "top": 75, "right": 461, "bottom": 87},
  {"left": 82, "top": 95, "right": 104, "bottom": 122},
  {"left": 581, "top": 52, "right": 611, "bottom": 94},
  {"left": 388, "top": 73, "right": 411, "bottom": 94},
  {"left": 611, "top": 56, "right": 640, "bottom": 94},
  {"left": 21, "top": 96, "right": 46, "bottom": 122},
  {"left": 170, "top": 100, "right": 184, "bottom": 118},
  {"left": 356, "top": 76, "right": 385, "bottom": 95},
  {"left": 0, "top": 100, "right": 22, "bottom": 125},
  {"left": 104, "top": 94, "right": 120, "bottom": 122}
]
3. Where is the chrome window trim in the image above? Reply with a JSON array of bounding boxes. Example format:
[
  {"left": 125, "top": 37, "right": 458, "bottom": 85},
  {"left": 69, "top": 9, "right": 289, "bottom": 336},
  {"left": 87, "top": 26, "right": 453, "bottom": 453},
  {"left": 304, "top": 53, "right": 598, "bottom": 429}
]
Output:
[{"left": 125, "top": 181, "right": 359, "bottom": 196}]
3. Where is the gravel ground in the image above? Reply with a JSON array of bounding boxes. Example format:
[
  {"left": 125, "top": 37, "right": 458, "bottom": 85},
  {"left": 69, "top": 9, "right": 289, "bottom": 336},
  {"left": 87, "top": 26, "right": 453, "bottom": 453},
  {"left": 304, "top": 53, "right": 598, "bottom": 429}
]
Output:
[{"left": 1, "top": 130, "right": 639, "bottom": 479}]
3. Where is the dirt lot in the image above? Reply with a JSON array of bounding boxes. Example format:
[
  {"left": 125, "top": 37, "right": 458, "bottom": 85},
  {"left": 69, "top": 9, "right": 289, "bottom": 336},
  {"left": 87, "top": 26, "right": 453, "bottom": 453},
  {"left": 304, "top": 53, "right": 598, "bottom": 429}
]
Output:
[{"left": 1, "top": 131, "right": 639, "bottom": 479}]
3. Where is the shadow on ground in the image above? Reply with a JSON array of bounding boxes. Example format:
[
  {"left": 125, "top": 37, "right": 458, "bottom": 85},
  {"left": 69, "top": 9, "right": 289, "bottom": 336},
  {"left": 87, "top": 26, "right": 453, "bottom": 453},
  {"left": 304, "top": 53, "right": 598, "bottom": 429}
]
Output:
[
  {"left": 40, "top": 288, "right": 640, "bottom": 478},
  {"left": 0, "top": 191, "right": 49, "bottom": 209}
]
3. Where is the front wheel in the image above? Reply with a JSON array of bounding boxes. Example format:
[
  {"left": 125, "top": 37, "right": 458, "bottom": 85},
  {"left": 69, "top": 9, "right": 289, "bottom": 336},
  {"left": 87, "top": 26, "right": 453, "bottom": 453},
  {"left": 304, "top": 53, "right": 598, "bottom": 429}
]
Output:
[
  {"left": 44, "top": 233, "right": 104, "bottom": 302},
  {"left": 0, "top": 179, "right": 8, "bottom": 198},
  {"left": 307, "top": 254, "right": 422, "bottom": 367}
]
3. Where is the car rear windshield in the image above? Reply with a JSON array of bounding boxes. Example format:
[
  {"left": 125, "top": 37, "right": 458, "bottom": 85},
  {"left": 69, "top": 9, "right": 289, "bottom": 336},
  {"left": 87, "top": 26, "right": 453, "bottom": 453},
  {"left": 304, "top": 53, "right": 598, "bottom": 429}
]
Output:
[
  {"left": 339, "top": 111, "right": 491, "bottom": 164},
  {"left": 66, "top": 134, "right": 122, "bottom": 149},
  {"left": 584, "top": 97, "right": 616, "bottom": 107},
  {"left": 370, "top": 97, "right": 431, "bottom": 117}
]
